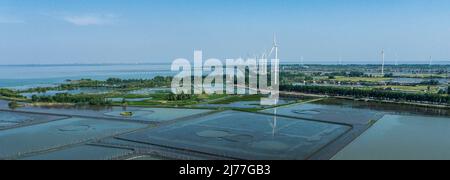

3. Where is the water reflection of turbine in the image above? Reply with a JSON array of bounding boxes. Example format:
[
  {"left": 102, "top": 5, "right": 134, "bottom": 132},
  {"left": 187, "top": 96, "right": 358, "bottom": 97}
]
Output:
[{"left": 270, "top": 108, "right": 278, "bottom": 136}]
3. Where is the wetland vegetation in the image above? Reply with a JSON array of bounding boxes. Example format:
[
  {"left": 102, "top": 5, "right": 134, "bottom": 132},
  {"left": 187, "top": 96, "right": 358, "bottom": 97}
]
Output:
[{"left": 1, "top": 64, "right": 448, "bottom": 111}]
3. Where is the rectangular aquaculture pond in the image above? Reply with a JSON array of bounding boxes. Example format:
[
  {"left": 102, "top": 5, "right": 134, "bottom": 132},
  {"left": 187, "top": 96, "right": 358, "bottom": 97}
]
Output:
[
  {"left": 195, "top": 99, "right": 292, "bottom": 109},
  {"left": 0, "top": 117, "right": 147, "bottom": 159},
  {"left": 0, "top": 111, "right": 64, "bottom": 130},
  {"left": 103, "top": 108, "right": 213, "bottom": 122},
  {"left": 118, "top": 111, "right": 351, "bottom": 160},
  {"left": 260, "top": 102, "right": 383, "bottom": 125},
  {"left": 20, "top": 145, "right": 133, "bottom": 160},
  {"left": 11, "top": 105, "right": 213, "bottom": 123}
]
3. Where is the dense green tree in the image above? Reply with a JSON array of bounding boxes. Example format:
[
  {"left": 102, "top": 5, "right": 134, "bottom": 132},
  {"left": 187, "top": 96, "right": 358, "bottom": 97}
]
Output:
[
  {"left": 0, "top": 89, "right": 23, "bottom": 98},
  {"left": 8, "top": 101, "right": 21, "bottom": 109},
  {"left": 31, "top": 93, "right": 112, "bottom": 106},
  {"left": 384, "top": 73, "right": 394, "bottom": 78},
  {"left": 348, "top": 71, "right": 364, "bottom": 77},
  {"left": 166, "top": 92, "right": 193, "bottom": 101},
  {"left": 280, "top": 85, "right": 450, "bottom": 104},
  {"left": 420, "top": 80, "right": 440, "bottom": 85}
]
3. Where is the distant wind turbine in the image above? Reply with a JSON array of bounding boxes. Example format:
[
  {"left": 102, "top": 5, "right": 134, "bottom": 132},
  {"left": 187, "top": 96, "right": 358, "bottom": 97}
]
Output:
[
  {"left": 301, "top": 56, "right": 304, "bottom": 66},
  {"left": 429, "top": 56, "right": 433, "bottom": 66},
  {"left": 429, "top": 56, "right": 433, "bottom": 76},
  {"left": 395, "top": 53, "right": 399, "bottom": 66},
  {"left": 381, "top": 49, "right": 385, "bottom": 76}
]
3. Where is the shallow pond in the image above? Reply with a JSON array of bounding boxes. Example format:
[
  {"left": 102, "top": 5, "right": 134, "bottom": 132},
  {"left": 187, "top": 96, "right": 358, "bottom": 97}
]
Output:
[
  {"left": 261, "top": 102, "right": 383, "bottom": 125},
  {"left": 127, "top": 88, "right": 171, "bottom": 95},
  {"left": 261, "top": 98, "right": 450, "bottom": 125},
  {"left": 20, "top": 145, "right": 133, "bottom": 160},
  {"left": 0, "top": 117, "right": 146, "bottom": 158},
  {"left": 0, "top": 102, "right": 212, "bottom": 123},
  {"left": 195, "top": 99, "right": 292, "bottom": 109},
  {"left": 0, "top": 111, "right": 64, "bottom": 129},
  {"left": 103, "top": 108, "right": 212, "bottom": 122},
  {"left": 107, "top": 97, "right": 153, "bottom": 102},
  {"left": 389, "top": 77, "right": 449, "bottom": 84},
  {"left": 119, "top": 111, "right": 350, "bottom": 160}
]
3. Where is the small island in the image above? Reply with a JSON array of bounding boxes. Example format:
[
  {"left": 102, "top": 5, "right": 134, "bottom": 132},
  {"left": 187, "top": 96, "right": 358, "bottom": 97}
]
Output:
[
  {"left": 8, "top": 101, "right": 23, "bottom": 109},
  {"left": 120, "top": 111, "right": 134, "bottom": 117}
]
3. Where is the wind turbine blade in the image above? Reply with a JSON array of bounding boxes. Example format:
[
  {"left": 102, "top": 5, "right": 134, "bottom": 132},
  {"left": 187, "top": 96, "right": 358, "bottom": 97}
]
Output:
[{"left": 268, "top": 47, "right": 275, "bottom": 58}]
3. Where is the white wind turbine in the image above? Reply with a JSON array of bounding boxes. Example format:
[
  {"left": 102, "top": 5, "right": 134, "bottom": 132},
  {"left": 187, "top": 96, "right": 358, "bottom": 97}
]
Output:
[
  {"left": 429, "top": 56, "right": 433, "bottom": 66},
  {"left": 381, "top": 49, "right": 385, "bottom": 76},
  {"left": 395, "top": 53, "right": 399, "bottom": 66},
  {"left": 267, "top": 34, "right": 279, "bottom": 84},
  {"left": 429, "top": 56, "right": 433, "bottom": 76},
  {"left": 266, "top": 34, "right": 280, "bottom": 136},
  {"left": 268, "top": 34, "right": 279, "bottom": 60}
]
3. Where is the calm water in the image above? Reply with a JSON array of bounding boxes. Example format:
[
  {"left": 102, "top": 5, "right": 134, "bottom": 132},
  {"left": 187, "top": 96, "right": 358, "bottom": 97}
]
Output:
[
  {"left": 119, "top": 110, "right": 350, "bottom": 160},
  {"left": 21, "top": 145, "right": 133, "bottom": 160},
  {"left": 0, "top": 100, "right": 213, "bottom": 123},
  {"left": 0, "top": 117, "right": 146, "bottom": 158},
  {"left": 333, "top": 115, "right": 450, "bottom": 160},
  {"left": 389, "top": 78, "right": 449, "bottom": 84},
  {"left": 0, "top": 64, "right": 173, "bottom": 89}
]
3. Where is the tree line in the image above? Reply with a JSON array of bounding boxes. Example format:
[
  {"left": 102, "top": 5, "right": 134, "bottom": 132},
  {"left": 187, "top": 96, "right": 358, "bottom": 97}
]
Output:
[
  {"left": 21, "top": 76, "right": 173, "bottom": 93},
  {"left": 0, "top": 89, "right": 23, "bottom": 98},
  {"left": 166, "top": 92, "right": 194, "bottom": 101},
  {"left": 31, "top": 93, "right": 112, "bottom": 106},
  {"left": 280, "top": 85, "right": 450, "bottom": 104}
]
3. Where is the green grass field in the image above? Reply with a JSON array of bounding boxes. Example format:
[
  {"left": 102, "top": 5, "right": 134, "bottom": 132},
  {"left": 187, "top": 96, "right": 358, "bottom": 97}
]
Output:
[{"left": 209, "top": 94, "right": 264, "bottom": 104}]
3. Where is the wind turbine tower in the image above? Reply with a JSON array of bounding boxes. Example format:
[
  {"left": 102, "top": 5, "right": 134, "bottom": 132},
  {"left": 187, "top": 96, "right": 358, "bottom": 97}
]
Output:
[
  {"left": 268, "top": 34, "right": 279, "bottom": 84},
  {"left": 381, "top": 49, "right": 385, "bottom": 76},
  {"left": 429, "top": 56, "right": 433, "bottom": 66},
  {"left": 270, "top": 34, "right": 279, "bottom": 60},
  {"left": 395, "top": 53, "right": 399, "bottom": 66},
  {"left": 301, "top": 56, "right": 304, "bottom": 66},
  {"left": 429, "top": 56, "right": 433, "bottom": 76}
]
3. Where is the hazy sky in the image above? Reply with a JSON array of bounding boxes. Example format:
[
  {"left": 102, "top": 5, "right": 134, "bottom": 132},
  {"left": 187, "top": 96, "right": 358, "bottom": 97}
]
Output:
[{"left": 1, "top": 0, "right": 450, "bottom": 64}]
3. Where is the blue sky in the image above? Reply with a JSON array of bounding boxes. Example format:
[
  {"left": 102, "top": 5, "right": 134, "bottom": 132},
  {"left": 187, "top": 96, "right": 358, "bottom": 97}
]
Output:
[{"left": 1, "top": 0, "right": 450, "bottom": 64}]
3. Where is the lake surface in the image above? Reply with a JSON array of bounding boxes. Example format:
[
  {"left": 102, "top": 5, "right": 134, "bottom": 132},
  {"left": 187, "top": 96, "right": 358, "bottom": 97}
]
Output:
[{"left": 0, "top": 64, "right": 174, "bottom": 89}]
